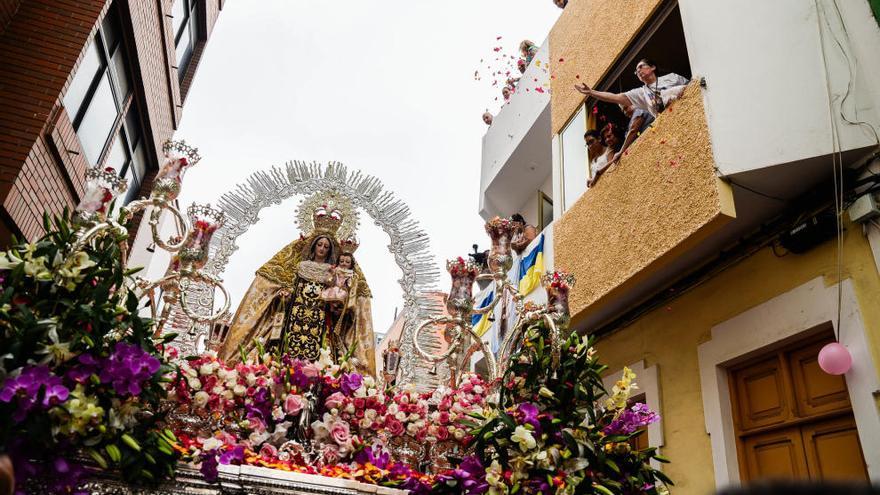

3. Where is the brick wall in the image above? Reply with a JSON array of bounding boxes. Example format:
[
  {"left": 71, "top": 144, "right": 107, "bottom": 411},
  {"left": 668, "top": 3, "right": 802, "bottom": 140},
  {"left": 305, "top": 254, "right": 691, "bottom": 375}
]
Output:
[
  {"left": 0, "top": 0, "right": 221, "bottom": 244},
  {"left": 0, "top": 0, "right": 107, "bottom": 240},
  {"left": 126, "top": 0, "right": 177, "bottom": 163},
  {"left": 0, "top": 0, "right": 21, "bottom": 34}
]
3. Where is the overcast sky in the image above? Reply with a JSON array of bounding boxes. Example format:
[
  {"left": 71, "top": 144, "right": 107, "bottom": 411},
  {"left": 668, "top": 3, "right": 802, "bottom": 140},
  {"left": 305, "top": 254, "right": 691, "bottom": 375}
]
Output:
[{"left": 176, "top": 1, "right": 561, "bottom": 335}]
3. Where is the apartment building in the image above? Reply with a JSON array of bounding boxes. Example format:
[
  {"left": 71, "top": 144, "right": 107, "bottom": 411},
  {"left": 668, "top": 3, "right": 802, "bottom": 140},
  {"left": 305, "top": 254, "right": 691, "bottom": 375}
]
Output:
[
  {"left": 0, "top": 0, "right": 223, "bottom": 247},
  {"left": 478, "top": 1, "right": 880, "bottom": 491}
]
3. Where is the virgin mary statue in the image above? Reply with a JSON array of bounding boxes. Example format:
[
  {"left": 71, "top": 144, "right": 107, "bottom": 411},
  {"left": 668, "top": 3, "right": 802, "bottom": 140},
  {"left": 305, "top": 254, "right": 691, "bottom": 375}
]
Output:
[{"left": 218, "top": 205, "right": 376, "bottom": 376}]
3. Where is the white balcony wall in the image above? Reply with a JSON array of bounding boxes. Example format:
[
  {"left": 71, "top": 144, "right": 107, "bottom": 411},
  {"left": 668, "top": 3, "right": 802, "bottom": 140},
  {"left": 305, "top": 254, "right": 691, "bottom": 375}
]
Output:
[
  {"left": 471, "top": 223, "right": 555, "bottom": 368},
  {"left": 480, "top": 41, "right": 552, "bottom": 220},
  {"left": 680, "top": 0, "right": 880, "bottom": 175}
]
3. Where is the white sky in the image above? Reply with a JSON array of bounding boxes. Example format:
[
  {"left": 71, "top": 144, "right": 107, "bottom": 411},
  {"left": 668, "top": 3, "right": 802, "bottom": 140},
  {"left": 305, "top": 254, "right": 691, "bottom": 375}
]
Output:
[{"left": 176, "top": 1, "right": 561, "bottom": 335}]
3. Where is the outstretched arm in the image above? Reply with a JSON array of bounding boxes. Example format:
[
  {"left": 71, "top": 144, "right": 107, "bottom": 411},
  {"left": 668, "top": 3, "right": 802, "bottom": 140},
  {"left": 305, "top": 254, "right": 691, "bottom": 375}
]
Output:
[
  {"left": 574, "top": 82, "right": 630, "bottom": 106},
  {"left": 612, "top": 114, "right": 646, "bottom": 164}
]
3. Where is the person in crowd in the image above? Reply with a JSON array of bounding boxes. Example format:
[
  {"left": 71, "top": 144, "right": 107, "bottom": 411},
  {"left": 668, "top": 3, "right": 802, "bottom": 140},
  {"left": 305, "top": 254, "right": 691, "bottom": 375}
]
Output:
[
  {"left": 482, "top": 111, "right": 493, "bottom": 125},
  {"left": 609, "top": 102, "right": 653, "bottom": 164},
  {"left": 506, "top": 76, "right": 521, "bottom": 89},
  {"left": 517, "top": 58, "right": 527, "bottom": 74},
  {"left": 589, "top": 124, "right": 623, "bottom": 187},
  {"left": 585, "top": 129, "right": 607, "bottom": 187},
  {"left": 574, "top": 58, "right": 689, "bottom": 118},
  {"left": 519, "top": 40, "right": 539, "bottom": 67},
  {"left": 553, "top": 0, "right": 568, "bottom": 8},
  {"left": 502, "top": 86, "right": 512, "bottom": 102},
  {"left": 510, "top": 213, "right": 537, "bottom": 255}
]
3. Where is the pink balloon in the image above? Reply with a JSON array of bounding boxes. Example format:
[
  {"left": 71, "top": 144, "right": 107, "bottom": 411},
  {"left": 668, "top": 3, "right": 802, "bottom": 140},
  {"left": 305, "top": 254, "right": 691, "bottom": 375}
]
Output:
[{"left": 818, "top": 342, "right": 852, "bottom": 375}]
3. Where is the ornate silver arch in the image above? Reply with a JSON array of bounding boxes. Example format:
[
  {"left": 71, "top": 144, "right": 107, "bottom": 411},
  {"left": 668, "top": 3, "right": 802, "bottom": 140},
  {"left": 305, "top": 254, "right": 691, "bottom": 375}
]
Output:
[{"left": 175, "top": 161, "right": 446, "bottom": 387}]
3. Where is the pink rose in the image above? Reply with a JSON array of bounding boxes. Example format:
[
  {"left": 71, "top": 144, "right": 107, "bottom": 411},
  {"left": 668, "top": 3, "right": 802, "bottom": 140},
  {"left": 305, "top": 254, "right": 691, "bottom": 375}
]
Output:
[
  {"left": 325, "top": 392, "right": 346, "bottom": 410},
  {"left": 259, "top": 443, "right": 278, "bottom": 459},
  {"left": 436, "top": 426, "right": 450, "bottom": 441},
  {"left": 321, "top": 444, "right": 340, "bottom": 465},
  {"left": 301, "top": 363, "right": 320, "bottom": 378},
  {"left": 330, "top": 420, "right": 351, "bottom": 446},
  {"left": 438, "top": 411, "right": 451, "bottom": 424},
  {"left": 284, "top": 394, "right": 304, "bottom": 415},
  {"left": 386, "top": 418, "right": 404, "bottom": 436},
  {"left": 354, "top": 398, "right": 366, "bottom": 410}
]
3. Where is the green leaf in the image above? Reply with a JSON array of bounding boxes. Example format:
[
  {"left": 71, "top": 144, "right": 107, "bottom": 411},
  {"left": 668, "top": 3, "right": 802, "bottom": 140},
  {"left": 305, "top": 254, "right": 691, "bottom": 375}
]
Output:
[
  {"left": 87, "top": 448, "right": 109, "bottom": 469},
  {"left": 593, "top": 484, "right": 615, "bottom": 495},
  {"left": 121, "top": 433, "right": 142, "bottom": 452},
  {"left": 606, "top": 459, "right": 620, "bottom": 474},
  {"left": 653, "top": 469, "right": 674, "bottom": 486},
  {"left": 653, "top": 454, "right": 670, "bottom": 463}
]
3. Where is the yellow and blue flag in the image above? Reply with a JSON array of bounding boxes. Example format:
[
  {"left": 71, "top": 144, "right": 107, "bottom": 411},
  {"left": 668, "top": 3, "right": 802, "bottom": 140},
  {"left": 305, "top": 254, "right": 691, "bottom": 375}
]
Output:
[
  {"left": 471, "top": 289, "right": 495, "bottom": 337},
  {"left": 518, "top": 234, "right": 545, "bottom": 295}
]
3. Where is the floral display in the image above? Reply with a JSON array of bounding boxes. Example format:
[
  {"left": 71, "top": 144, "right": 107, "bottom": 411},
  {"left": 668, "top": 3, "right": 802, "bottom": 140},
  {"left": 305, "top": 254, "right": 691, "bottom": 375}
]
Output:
[
  {"left": 436, "top": 316, "right": 671, "bottom": 495},
  {"left": 0, "top": 210, "right": 179, "bottom": 493},
  {"left": 0, "top": 182, "right": 672, "bottom": 495}
]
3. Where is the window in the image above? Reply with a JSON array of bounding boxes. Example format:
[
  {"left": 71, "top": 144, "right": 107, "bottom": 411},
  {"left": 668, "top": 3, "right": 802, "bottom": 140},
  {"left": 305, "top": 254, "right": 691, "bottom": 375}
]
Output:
[
  {"left": 63, "top": 3, "right": 132, "bottom": 167},
  {"left": 538, "top": 192, "right": 553, "bottom": 231},
  {"left": 560, "top": 105, "right": 588, "bottom": 212},
  {"left": 172, "top": 0, "right": 199, "bottom": 80},
  {"left": 554, "top": 2, "right": 692, "bottom": 210}
]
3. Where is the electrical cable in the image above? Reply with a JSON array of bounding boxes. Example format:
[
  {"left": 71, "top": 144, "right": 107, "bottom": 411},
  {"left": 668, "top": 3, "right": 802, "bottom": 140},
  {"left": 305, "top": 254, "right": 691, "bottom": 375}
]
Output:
[{"left": 816, "top": 0, "right": 845, "bottom": 342}]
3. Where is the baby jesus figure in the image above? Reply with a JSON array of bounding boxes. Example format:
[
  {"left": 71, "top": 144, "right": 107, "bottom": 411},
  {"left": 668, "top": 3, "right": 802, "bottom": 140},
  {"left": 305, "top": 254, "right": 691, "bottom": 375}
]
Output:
[{"left": 321, "top": 253, "right": 355, "bottom": 304}]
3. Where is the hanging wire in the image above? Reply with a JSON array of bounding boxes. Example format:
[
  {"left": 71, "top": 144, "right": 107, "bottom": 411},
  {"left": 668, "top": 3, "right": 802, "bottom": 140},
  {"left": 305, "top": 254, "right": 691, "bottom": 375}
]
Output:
[{"left": 815, "top": 0, "right": 845, "bottom": 342}]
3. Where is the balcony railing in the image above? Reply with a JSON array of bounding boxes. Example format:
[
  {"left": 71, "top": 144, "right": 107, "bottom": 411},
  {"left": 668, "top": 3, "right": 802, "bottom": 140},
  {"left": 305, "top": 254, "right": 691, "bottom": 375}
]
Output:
[{"left": 479, "top": 41, "right": 552, "bottom": 221}]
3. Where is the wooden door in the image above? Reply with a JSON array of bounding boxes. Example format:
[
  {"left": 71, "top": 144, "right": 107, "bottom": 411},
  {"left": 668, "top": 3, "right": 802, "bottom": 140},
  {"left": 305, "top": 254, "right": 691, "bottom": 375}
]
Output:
[{"left": 729, "top": 332, "right": 868, "bottom": 483}]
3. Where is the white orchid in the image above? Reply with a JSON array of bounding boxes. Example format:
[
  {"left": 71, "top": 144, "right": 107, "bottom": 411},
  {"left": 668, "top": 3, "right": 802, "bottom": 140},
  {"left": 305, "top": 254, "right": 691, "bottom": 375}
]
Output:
[{"left": 511, "top": 425, "right": 537, "bottom": 452}]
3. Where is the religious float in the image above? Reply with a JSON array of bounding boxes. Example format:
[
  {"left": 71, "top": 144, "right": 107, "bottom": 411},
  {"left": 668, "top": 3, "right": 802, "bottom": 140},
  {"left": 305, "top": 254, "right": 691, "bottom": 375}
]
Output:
[{"left": 0, "top": 142, "right": 671, "bottom": 494}]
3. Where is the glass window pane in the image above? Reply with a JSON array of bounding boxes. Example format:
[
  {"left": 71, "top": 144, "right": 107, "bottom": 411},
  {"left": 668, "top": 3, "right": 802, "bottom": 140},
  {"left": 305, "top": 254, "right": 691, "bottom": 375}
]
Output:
[
  {"left": 175, "top": 22, "right": 193, "bottom": 67},
  {"left": 110, "top": 48, "right": 130, "bottom": 98},
  {"left": 63, "top": 40, "right": 103, "bottom": 122},
  {"left": 76, "top": 73, "right": 119, "bottom": 166},
  {"left": 131, "top": 142, "right": 148, "bottom": 181},
  {"left": 541, "top": 196, "right": 553, "bottom": 231},
  {"left": 172, "top": 0, "right": 188, "bottom": 40},
  {"left": 561, "top": 105, "right": 588, "bottom": 211},
  {"left": 105, "top": 131, "right": 129, "bottom": 175},
  {"left": 125, "top": 106, "right": 142, "bottom": 149},
  {"left": 101, "top": 9, "right": 121, "bottom": 55},
  {"left": 121, "top": 162, "right": 139, "bottom": 206}
]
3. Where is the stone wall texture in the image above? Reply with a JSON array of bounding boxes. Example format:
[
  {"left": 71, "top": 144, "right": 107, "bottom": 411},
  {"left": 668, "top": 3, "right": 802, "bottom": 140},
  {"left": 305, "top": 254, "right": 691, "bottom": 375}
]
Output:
[
  {"left": 548, "top": 0, "right": 663, "bottom": 134},
  {"left": 553, "top": 84, "right": 735, "bottom": 323}
]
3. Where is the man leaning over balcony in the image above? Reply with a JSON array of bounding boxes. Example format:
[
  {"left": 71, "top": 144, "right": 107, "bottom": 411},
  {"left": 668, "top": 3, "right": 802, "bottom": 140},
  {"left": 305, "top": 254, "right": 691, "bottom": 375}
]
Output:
[
  {"left": 574, "top": 58, "right": 688, "bottom": 119},
  {"left": 608, "top": 101, "right": 654, "bottom": 166}
]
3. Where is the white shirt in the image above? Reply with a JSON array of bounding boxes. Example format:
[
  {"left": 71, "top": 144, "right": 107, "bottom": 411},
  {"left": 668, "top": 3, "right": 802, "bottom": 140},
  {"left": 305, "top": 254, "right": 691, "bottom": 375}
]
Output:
[
  {"left": 589, "top": 153, "right": 608, "bottom": 183},
  {"left": 624, "top": 73, "right": 689, "bottom": 117}
]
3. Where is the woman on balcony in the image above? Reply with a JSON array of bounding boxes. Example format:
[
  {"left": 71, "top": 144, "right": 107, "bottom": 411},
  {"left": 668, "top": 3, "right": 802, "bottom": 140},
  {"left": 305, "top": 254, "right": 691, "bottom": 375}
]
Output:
[
  {"left": 574, "top": 58, "right": 688, "bottom": 118},
  {"left": 587, "top": 124, "right": 624, "bottom": 187},
  {"left": 520, "top": 40, "right": 539, "bottom": 67}
]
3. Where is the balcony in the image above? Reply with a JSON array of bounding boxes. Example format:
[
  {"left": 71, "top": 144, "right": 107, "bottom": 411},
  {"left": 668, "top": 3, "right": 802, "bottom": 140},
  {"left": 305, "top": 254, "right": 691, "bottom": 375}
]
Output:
[
  {"left": 479, "top": 42, "right": 552, "bottom": 224},
  {"left": 553, "top": 84, "right": 737, "bottom": 329}
]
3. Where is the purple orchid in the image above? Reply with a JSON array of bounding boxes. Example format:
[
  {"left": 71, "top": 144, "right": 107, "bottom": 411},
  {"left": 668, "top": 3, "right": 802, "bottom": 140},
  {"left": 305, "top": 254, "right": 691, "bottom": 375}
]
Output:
[
  {"left": 525, "top": 475, "right": 553, "bottom": 495},
  {"left": 0, "top": 365, "right": 69, "bottom": 421},
  {"left": 218, "top": 445, "right": 245, "bottom": 465},
  {"left": 65, "top": 354, "right": 99, "bottom": 384},
  {"left": 98, "top": 342, "right": 161, "bottom": 396},
  {"left": 516, "top": 402, "right": 542, "bottom": 434},
  {"left": 200, "top": 450, "right": 219, "bottom": 482},
  {"left": 603, "top": 402, "right": 660, "bottom": 436},
  {"left": 354, "top": 446, "right": 390, "bottom": 469},
  {"left": 438, "top": 455, "right": 488, "bottom": 495},
  {"left": 340, "top": 372, "right": 363, "bottom": 396}
]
